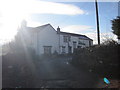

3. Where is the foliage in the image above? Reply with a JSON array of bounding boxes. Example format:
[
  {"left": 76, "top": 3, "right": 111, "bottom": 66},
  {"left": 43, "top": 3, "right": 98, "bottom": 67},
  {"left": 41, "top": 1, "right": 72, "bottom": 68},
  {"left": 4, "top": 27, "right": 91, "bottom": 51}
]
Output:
[
  {"left": 2, "top": 24, "right": 39, "bottom": 88},
  {"left": 101, "top": 39, "right": 118, "bottom": 45},
  {"left": 71, "top": 40, "right": 119, "bottom": 79},
  {"left": 111, "top": 16, "right": 120, "bottom": 39},
  {"left": 2, "top": 40, "right": 39, "bottom": 88},
  {"left": 2, "top": 53, "right": 37, "bottom": 88}
]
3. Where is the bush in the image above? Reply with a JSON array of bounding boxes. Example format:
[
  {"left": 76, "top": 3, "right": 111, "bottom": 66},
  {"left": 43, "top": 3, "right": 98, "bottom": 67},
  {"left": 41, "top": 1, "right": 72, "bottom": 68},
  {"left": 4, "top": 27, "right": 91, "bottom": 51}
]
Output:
[
  {"left": 71, "top": 40, "right": 119, "bottom": 79},
  {"left": 2, "top": 51, "right": 38, "bottom": 88},
  {"left": 2, "top": 42, "right": 38, "bottom": 88}
]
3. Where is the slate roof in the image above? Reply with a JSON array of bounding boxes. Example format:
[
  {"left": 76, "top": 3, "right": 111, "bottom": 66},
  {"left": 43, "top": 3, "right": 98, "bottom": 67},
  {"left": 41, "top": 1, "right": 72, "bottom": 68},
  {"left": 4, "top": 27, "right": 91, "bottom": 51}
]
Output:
[{"left": 60, "top": 31, "right": 93, "bottom": 41}]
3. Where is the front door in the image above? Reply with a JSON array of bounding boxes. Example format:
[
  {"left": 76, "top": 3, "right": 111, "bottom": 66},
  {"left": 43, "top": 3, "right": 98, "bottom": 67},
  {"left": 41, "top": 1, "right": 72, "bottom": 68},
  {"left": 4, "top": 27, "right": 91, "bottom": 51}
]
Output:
[{"left": 68, "top": 46, "right": 72, "bottom": 54}]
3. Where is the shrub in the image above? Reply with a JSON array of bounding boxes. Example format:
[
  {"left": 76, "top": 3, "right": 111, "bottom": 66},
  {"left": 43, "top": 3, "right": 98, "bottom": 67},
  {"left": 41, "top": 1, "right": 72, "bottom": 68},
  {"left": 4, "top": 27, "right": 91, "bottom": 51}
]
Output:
[
  {"left": 71, "top": 40, "right": 119, "bottom": 79},
  {"left": 2, "top": 42, "right": 38, "bottom": 88}
]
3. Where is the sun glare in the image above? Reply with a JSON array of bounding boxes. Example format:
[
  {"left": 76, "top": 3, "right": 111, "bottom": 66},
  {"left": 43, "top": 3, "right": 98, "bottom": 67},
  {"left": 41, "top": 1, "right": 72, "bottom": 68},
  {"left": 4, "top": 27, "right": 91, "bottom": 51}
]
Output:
[
  {"left": 0, "top": 0, "right": 32, "bottom": 43},
  {"left": 0, "top": 0, "right": 86, "bottom": 44}
]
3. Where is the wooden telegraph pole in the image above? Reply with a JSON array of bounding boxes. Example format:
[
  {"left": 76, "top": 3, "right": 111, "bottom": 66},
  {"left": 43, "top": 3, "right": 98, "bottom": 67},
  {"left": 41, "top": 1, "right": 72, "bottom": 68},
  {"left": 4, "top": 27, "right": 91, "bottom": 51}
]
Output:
[{"left": 95, "top": 0, "right": 100, "bottom": 45}]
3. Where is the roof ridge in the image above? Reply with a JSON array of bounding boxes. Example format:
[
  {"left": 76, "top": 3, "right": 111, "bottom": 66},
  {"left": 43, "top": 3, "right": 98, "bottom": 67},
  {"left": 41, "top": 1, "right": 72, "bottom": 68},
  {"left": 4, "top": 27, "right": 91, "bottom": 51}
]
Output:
[
  {"left": 60, "top": 31, "right": 84, "bottom": 36},
  {"left": 36, "top": 23, "right": 50, "bottom": 28}
]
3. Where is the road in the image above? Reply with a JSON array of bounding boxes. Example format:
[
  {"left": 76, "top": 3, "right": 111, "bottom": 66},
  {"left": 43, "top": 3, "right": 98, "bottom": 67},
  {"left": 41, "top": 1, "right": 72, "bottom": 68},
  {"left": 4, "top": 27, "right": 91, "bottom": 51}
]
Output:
[{"left": 34, "top": 57, "right": 100, "bottom": 88}]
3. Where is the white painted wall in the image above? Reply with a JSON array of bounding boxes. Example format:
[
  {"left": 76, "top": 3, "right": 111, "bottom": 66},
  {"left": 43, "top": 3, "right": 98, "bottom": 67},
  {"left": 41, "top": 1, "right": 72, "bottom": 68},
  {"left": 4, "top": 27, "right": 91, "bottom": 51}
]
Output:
[
  {"left": 59, "top": 34, "right": 93, "bottom": 54},
  {"left": 31, "top": 32, "right": 38, "bottom": 54},
  {"left": 31, "top": 25, "right": 59, "bottom": 55},
  {"left": 30, "top": 24, "right": 93, "bottom": 55}
]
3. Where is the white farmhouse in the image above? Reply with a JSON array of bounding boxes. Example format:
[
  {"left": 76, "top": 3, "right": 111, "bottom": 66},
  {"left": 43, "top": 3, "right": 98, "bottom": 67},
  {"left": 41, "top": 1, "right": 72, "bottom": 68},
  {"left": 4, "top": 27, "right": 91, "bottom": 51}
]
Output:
[{"left": 17, "top": 23, "right": 93, "bottom": 55}]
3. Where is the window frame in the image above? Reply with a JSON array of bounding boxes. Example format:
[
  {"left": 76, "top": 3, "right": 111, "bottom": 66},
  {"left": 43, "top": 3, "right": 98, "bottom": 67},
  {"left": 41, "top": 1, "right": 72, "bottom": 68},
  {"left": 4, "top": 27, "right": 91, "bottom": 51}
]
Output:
[{"left": 43, "top": 46, "right": 52, "bottom": 54}]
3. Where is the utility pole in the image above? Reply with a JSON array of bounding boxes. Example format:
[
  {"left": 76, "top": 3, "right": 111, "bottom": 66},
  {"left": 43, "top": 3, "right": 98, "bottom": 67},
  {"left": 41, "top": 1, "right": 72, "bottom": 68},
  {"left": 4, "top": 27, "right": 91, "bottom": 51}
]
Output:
[{"left": 95, "top": 0, "right": 100, "bottom": 45}]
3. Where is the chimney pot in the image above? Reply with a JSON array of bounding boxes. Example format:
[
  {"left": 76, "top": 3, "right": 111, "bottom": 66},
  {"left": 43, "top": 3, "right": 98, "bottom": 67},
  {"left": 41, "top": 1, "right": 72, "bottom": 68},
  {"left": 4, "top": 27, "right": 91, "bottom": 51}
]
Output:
[{"left": 57, "top": 26, "right": 60, "bottom": 34}]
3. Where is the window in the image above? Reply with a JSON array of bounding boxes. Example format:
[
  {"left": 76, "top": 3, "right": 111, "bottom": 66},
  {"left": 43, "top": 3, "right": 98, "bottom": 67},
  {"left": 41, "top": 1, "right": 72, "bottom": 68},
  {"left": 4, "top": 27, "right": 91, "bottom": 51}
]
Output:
[
  {"left": 44, "top": 46, "right": 52, "bottom": 54},
  {"left": 63, "top": 36, "right": 68, "bottom": 42},
  {"left": 78, "top": 41, "right": 85, "bottom": 45},
  {"left": 63, "top": 35, "right": 71, "bottom": 42},
  {"left": 77, "top": 46, "right": 81, "bottom": 48}
]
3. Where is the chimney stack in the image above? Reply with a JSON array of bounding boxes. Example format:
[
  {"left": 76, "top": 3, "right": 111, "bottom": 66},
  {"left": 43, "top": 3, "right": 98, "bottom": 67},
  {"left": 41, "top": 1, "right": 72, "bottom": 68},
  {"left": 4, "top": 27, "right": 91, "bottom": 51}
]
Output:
[
  {"left": 21, "top": 20, "right": 27, "bottom": 28},
  {"left": 57, "top": 26, "right": 60, "bottom": 34}
]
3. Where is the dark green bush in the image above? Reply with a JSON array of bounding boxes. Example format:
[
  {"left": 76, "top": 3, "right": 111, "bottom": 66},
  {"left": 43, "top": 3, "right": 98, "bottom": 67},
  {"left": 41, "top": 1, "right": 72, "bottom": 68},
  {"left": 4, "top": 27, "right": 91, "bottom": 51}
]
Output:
[
  {"left": 71, "top": 40, "right": 119, "bottom": 79},
  {"left": 2, "top": 41, "right": 38, "bottom": 88}
]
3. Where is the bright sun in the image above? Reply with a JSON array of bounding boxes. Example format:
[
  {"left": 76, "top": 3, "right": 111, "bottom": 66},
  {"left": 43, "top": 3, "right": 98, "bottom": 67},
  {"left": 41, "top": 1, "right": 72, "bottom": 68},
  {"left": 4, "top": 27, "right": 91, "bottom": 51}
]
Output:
[
  {"left": 0, "top": 0, "right": 31, "bottom": 43},
  {"left": 0, "top": 0, "right": 85, "bottom": 44}
]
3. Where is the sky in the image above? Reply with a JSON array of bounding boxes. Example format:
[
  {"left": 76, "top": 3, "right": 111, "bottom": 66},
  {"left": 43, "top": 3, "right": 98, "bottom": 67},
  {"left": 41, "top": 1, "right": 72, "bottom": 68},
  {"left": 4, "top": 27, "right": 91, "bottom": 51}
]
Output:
[{"left": 0, "top": 0, "right": 119, "bottom": 44}]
